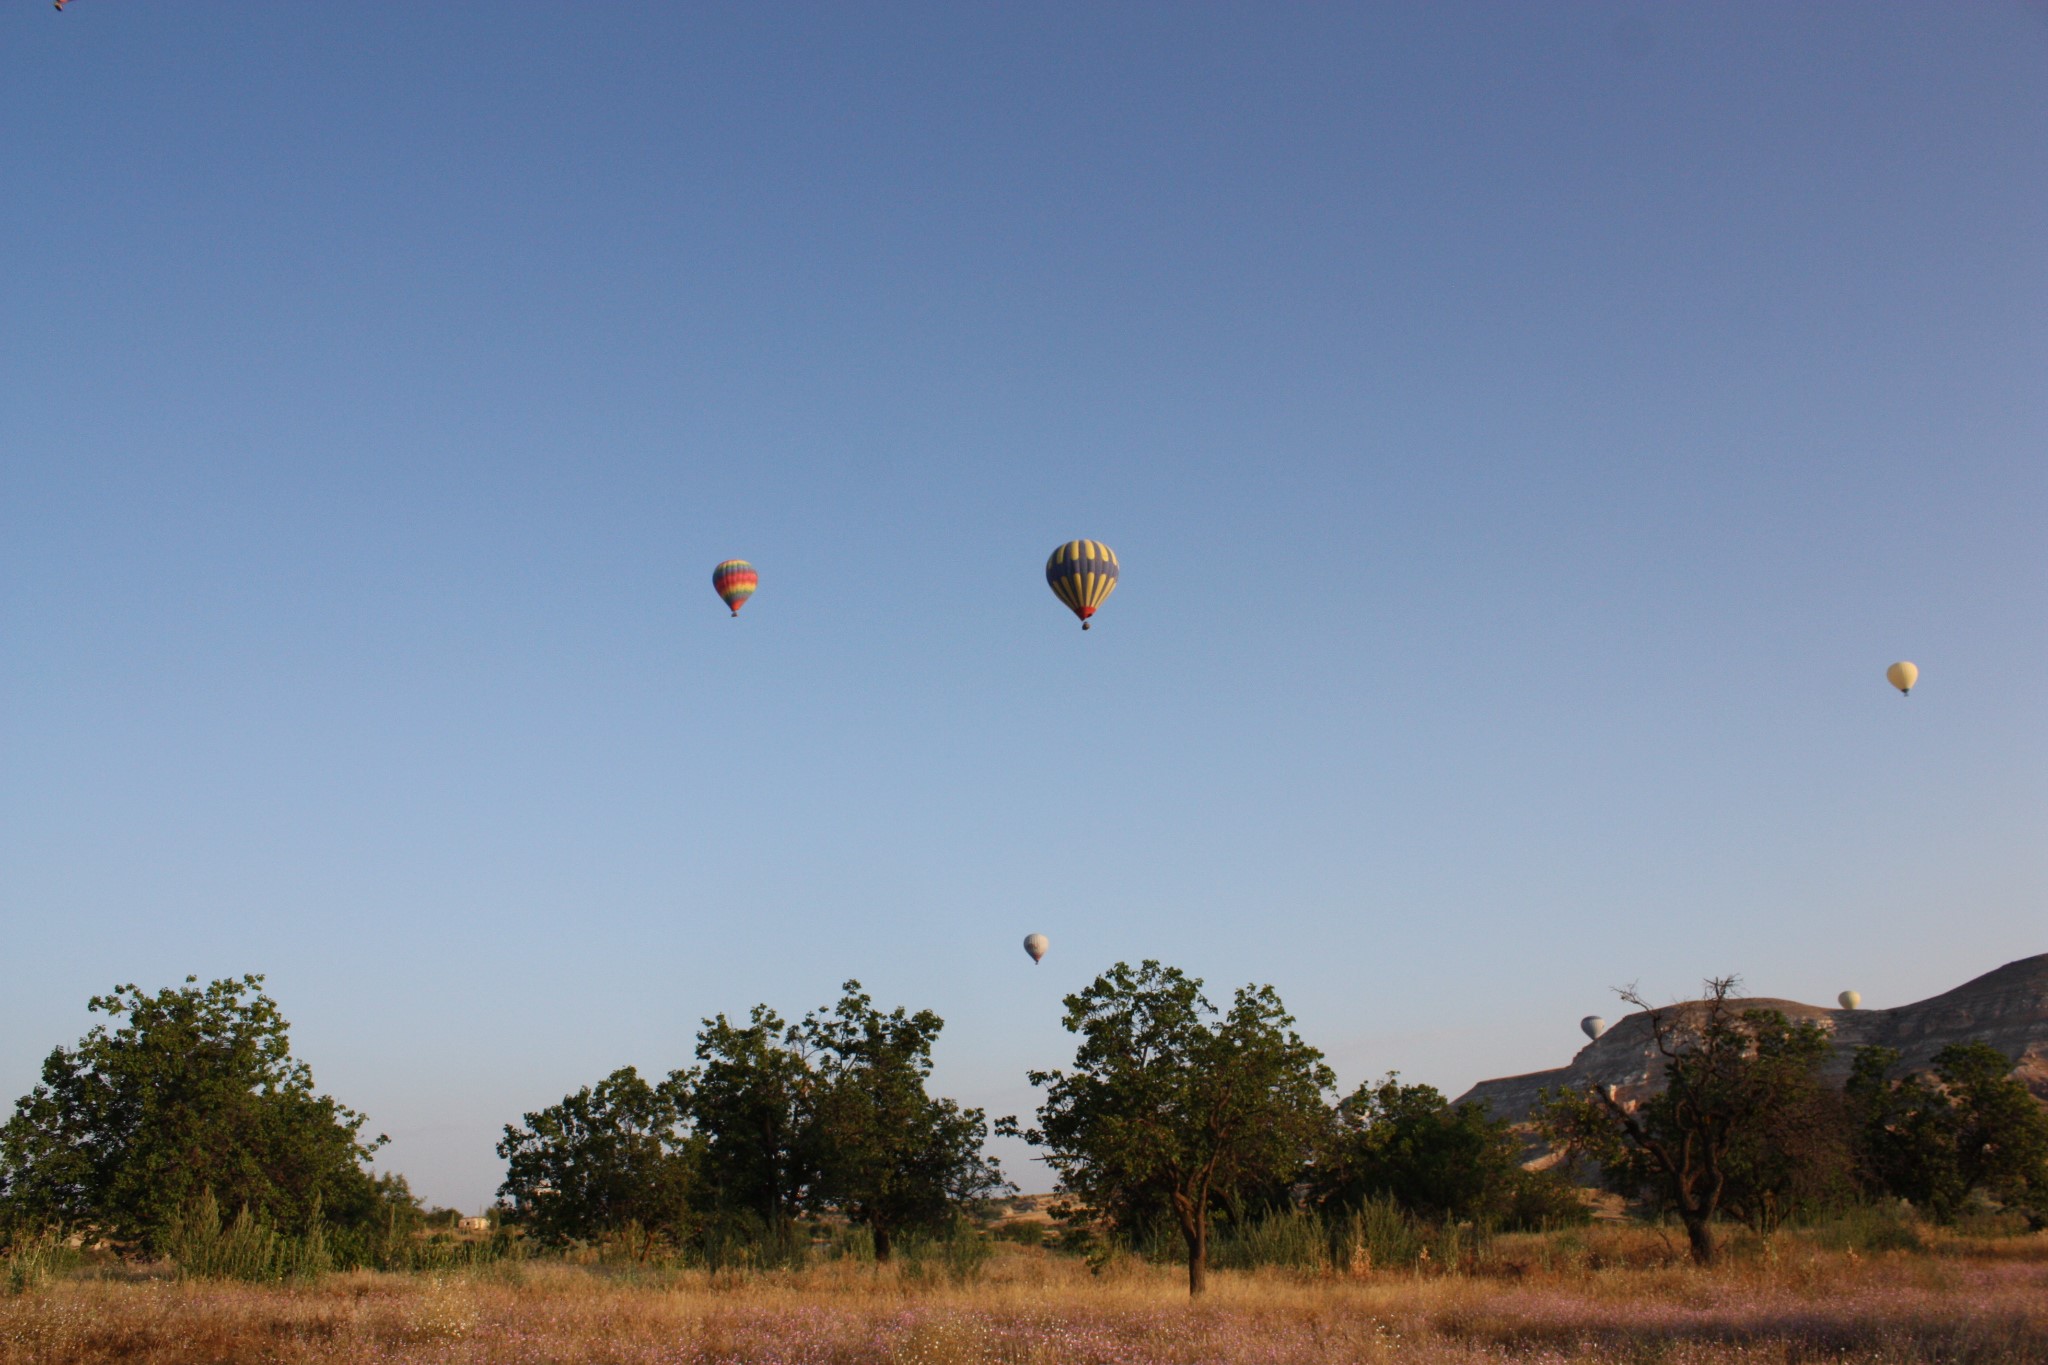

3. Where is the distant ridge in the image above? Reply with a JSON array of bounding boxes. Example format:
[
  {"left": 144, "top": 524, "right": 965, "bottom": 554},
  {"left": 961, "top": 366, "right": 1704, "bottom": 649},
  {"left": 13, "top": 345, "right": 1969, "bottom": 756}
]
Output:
[{"left": 1456, "top": 953, "right": 2048, "bottom": 1125}]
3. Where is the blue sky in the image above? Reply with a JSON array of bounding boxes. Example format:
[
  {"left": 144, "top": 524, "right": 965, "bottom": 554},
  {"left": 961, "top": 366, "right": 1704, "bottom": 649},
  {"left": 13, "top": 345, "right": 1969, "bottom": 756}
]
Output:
[{"left": 4, "top": 3, "right": 2045, "bottom": 1210}]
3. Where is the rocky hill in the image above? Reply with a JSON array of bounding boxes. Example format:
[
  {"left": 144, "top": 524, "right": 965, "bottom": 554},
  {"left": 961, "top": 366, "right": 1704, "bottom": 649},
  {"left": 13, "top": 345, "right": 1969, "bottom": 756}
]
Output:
[{"left": 1456, "top": 953, "right": 2048, "bottom": 1124}]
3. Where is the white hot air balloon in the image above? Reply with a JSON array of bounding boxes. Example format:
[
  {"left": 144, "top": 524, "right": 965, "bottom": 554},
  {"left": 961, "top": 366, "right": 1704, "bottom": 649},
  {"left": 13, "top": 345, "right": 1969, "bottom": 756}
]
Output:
[
  {"left": 1580, "top": 1016, "right": 1607, "bottom": 1041},
  {"left": 1886, "top": 662, "right": 1917, "bottom": 696},
  {"left": 1838, "top": 990, "right": 1861, "bottom": 1010},
  {"left": 1023, "top": 934, "right": 1049, "bottom": 965}
]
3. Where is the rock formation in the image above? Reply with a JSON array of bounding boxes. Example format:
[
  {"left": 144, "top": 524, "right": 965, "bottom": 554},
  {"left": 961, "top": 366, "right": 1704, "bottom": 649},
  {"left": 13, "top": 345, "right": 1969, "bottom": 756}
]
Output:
[{"left": 1456, "top": 953, "right": 2048, "bottom": 1124}]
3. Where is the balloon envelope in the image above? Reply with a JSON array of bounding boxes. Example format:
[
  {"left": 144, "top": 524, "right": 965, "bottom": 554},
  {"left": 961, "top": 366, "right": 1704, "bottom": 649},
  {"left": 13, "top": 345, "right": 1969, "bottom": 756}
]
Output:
[
  {"left": 1838, "top": 990, "right": 1861, "bottom": 1010},
  {"left": 1886, "top": 661, "right": 1917, "bottom": 695},
  {"left": 1580, "top": 1016, "right": 1607, "bottom": 1040},
  {"left": 713, "top": 560, "right": 758, "bottom": 616},
  {"left": 1023, "top": 934, "right": 1049, "bottom": 964},
  {"left": 1045, "top": 541, "right": 1119, "bottom": 628}
]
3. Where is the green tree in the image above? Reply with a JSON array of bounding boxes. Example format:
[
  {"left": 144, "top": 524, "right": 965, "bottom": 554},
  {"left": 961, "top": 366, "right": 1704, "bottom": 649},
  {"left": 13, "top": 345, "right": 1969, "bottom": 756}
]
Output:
[
  {"left": 682, "top": 1005, "right": 820, "bottom": 1248},
  {"left": 1313, "top": 1075, "right": 1586, "bottom": 1228},
  {"left": 1715, "top": 1040, "right": 1853, "bottom": 1236},
  {"left": 1001, "top": 960, "right": 1333, "bottom": 1295},
  {"left": 1535, "top": 978, "right": 1835, "bottom": 1264},
  {"left": 495, "top": 1066, "right": 694, "bottom": 1259},
  {"left": 1937, "top": 1043, "right": 2048, "bottom": 1222},
  {"left": 1848, "top": 1042, "right": 2048, "bottom": 1224},
  {"left": 0, "top": 976, "right": 395, "bottom": 1251},
  {"left": 801, "top": 982, "right": 1009, "bottom": 1259}
]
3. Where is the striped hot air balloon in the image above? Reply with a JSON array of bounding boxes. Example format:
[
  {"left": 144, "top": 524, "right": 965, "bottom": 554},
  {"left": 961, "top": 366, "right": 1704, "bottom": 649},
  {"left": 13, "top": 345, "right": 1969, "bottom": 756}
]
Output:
[
  {"left": 712, "top": 560, "right": 757, "bottom": 616},
  {"left": 1045, "top": 540, "right": 1118, "bottom": 629}
]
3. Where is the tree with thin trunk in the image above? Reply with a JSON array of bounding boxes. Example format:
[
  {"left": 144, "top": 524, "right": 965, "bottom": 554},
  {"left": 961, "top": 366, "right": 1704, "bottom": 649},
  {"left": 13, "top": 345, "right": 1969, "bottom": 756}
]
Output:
[
  {"left": 1535, "top": 976, "right": 1832, "bottom": 1265},
  {"left": 1000, "top": 960, "right": 1332, "bottom": 1296},
  {"left": 801, "top": 982, "right": 1009, "bottom": 1260}
]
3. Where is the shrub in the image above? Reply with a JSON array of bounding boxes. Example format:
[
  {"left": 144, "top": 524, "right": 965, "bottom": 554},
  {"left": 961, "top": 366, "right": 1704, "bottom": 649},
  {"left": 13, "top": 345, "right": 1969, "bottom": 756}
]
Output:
[{"left": 991, "top": 1220, "right": 1044, "bottom": 1246}]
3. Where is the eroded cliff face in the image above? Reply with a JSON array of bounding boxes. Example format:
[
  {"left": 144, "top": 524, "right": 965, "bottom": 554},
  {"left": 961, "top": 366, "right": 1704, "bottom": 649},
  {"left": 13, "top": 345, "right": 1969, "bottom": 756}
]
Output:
[{"left": 1455, "top": 953, "right": 2048, "bottom": 1125}]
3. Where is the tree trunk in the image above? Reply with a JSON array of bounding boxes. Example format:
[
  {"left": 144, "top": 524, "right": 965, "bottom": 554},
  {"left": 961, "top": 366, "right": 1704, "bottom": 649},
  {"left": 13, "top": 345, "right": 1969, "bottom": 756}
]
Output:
[
  {"left": 1681, "top": 1212, "right": 1715, "bottom": 1266},
  {"left": 1183, "top": 1215, "right": 1208, "bottom": 1296},
  {"left": 872, "top": 1223, "right": 892, "bottom": 1263}
]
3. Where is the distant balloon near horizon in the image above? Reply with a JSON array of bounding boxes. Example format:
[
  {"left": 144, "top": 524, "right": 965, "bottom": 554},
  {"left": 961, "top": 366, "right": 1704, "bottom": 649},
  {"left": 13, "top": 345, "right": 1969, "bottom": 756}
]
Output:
[
  {"left": 1580, "top": 1016, "right": 1607, "bottom": 1041},
  {"left": 1839, "top": 990, "right": 1862, "bottom": 1010},
  {"left": 1886, "top": 661, "right": 1917, "bottom": 696},
  {"left": 1045, "top": 540, "right": 1119, "bottom": 629},
  {"left": 1023, "top": 933, "right": 1049, "bottom": 965},
  {"left": 713, "top": 560, "right": 757, "bottom": 617}
]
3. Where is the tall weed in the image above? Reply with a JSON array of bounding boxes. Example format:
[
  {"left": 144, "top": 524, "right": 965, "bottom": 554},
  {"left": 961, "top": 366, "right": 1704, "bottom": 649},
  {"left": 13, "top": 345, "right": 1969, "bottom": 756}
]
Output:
[
  {"left": 1212, "top": 1209, "right": 1330, "bottom": 1271},
  {"left": 163, "top": 1190, "right": 331, "bottom": 1282},
  {"left": 1803, "top": 1202, "right": 1927, "bottom": 1254},
  {"left": 897, "top": 1223, "right": 994, "bottom": 1285},
  {"left": 2, "top": 1231, "right": 79, "bottom": 1294}
]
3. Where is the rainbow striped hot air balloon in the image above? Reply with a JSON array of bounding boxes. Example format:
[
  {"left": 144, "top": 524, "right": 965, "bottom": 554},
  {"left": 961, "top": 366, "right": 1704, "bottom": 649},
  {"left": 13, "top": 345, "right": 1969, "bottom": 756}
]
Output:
[
  {"left": 1046, "top": 540, "right": 1118, "bottom": 629},
  {"left": 712, "top": 560, "right": 757, "bottom": 616}
]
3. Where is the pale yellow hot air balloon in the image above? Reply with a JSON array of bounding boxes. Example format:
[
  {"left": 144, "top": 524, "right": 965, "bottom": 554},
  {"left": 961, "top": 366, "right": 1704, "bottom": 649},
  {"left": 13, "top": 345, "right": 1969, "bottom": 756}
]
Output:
[
  {"left": 1886, "top": 662, "right": 1917, "bottom": 696},
  {"left": 1023, "top": 934, "right": 1049, "bottom": 965},
  {"left": 1580, "top": 1016, "right": 1607, "bottom": 1040},
  {"left": 1838, "top": 990, "right": 1861, "bottom": 1010}
]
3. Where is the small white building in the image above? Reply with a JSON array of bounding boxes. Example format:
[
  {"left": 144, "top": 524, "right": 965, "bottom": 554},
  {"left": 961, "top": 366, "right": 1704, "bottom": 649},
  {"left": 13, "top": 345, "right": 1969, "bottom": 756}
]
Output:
[{"left": 457, "top": 1216, "right": 490, "bottom": 1233}]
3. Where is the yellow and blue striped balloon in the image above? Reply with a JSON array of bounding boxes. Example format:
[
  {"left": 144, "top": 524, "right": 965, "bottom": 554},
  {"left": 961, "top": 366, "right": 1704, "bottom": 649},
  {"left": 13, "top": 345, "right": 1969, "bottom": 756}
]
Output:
[{"left": 1045, "top": 540, "right": 1118, "bottom": 629}]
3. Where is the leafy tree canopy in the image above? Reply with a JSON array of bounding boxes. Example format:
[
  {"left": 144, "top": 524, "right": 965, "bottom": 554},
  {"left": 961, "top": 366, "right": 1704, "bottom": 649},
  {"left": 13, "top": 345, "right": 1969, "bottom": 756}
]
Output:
[
  {"left": 683, "top": 1004, "right": 821, "bottom": 1241},
  {"left": 1001, "top": 960, "right": 1333, "bottom": 1295},
  {"left": 0, "top": 975, "right": 393, "bottom": 1250},
  {"left": 496, "top": 1066, "right": 694, "bottom": 1258},
  {"left": 1536, "top": 979, "right": 1838, "bottom": 1263},
  {"left": 801, "top": 982, "right": 1009, "bottom": 1258},
  {"left": 1313, "top": 1075, "right": 1587, "bottom": 1229},
  {"left": 499, "top": 984, "right": 1005, "bottom": 1264},
  {"left": 1848, "top": 1041, "right": 2048, "bottom": 1225}
]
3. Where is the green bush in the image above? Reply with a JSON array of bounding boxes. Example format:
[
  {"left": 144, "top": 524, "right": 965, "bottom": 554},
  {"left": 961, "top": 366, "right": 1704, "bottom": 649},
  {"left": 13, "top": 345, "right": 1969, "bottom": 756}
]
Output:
[{"left": 991, "top": 1220, "right": 1044, "bottom": 1246}]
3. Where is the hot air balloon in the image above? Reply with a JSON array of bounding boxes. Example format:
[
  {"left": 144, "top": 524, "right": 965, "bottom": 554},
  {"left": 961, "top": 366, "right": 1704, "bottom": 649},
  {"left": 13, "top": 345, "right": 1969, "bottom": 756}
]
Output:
[
  {"left": 713, "top": 560, "right": 757, "bottom": 617},
  {"left": 1886, "top": 662, "right": 1917, "bottom": 696},
  {"left": 1045, "top": 541, "right": 1118, "bottom": 629},
  {"left": 1023, "top": 934, "right": 1049, "bottom": 965},
  {"left": 1581, "top": 1016, "right": 1607, "bottom": 1040},
  {"left": 1838, "top": 990, "right": 1861, "bottom": 1010}
]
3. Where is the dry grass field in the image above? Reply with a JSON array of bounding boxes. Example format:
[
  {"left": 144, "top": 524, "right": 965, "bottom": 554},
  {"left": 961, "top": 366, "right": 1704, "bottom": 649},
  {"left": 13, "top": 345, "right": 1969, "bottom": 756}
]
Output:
[{"left": 8, "top": 1227, "right": 2048, "bottom": 1364}]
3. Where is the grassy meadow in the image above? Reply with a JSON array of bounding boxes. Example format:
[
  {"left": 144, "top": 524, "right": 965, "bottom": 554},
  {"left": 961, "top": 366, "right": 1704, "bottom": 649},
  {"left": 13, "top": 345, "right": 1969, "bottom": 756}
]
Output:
[{"left": 9, "top": 1220, "right": 2048, "bottom": 1365}]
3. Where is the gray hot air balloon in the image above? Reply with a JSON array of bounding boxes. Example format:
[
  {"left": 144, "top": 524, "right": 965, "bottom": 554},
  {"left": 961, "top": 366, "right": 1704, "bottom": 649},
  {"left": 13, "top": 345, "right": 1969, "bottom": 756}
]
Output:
[
  {"left": 1023, "top": 934, "right": 1049, "bottom": 965},
  {"left": 1580, "top": 1015, "right": 1607, "bottom": 1040},
  {"left": 1838, "top": 990, "right": 1861, "bottom": 1010}
]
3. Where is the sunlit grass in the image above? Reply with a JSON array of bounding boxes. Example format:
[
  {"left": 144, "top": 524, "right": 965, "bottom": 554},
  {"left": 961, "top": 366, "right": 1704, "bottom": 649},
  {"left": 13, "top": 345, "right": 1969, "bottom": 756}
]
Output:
[{"left": 7, "top": 1226, "right": 2048, "bottom": 1363}]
